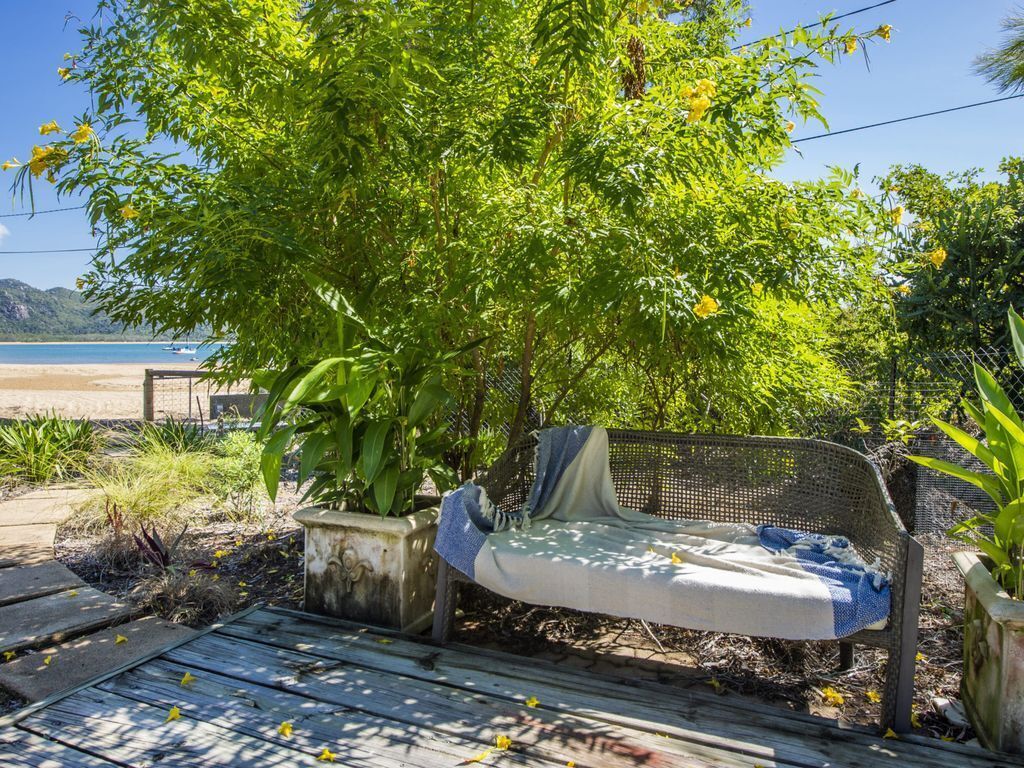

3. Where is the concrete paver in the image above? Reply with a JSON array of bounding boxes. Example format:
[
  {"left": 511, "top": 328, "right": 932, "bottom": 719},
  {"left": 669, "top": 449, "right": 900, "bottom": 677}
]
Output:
[
  {"left": 0, "top": 616, "right": 194, "bottom": 702},
  {"left": 0, "top": 561, "right": 83, "bottom": 607},
  {"left": 0, "top": 487, "right": 91, "bottom": 527},
  {"left": 0, "top": 587, "right": 134, "bottom": 654},
  {"left": 0, "top": 524, "right": 58, "bottom": 567}
]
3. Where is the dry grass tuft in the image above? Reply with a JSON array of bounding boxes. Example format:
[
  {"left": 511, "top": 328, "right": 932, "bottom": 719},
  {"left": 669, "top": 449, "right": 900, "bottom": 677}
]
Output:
[{"left": 131, "top": 570, "right": 236, "bottom": 626}]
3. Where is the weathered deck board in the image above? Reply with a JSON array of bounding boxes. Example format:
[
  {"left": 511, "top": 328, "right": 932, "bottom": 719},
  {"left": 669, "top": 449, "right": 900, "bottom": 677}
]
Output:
[
  {"left": 0, "top": 606, "right": 1020, "bottom": 768},
  {"left": 163, "top": 632, "right": 755, "bottom": 767},
  {"left": 99, "top": 659, "right": 547, "bottom": 768},
  {"left": 221, "top": 608, "right": 990, "bottom": 768},
  {"left": 0, "top": 729, "right": 123, "bottom": 767}
]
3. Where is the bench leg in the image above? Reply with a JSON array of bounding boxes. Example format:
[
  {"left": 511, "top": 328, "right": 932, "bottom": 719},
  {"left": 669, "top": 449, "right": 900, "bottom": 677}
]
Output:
[
  {"left": 884, "top": 537, "right": 923, "bottom": 733},
  {"left": 838, "top": 641, "right": 855, "bottom": 671},
  {"left": 432, "top": 559, "right": 459, "bottom": 644}
]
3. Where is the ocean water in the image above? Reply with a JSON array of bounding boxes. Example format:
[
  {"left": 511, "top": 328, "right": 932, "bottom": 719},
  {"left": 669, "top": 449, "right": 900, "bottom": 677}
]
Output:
[{"left": 0, "top": 342, "right": 222, "bottom": 365}]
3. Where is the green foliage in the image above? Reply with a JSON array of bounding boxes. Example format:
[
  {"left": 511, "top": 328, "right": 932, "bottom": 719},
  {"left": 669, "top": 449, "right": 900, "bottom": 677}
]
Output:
[
  {"left": 257, "top": 275, "right": 467, "bottom": 515},
  {"left": 134, "top": 419, "right": 211, "bottom": 454},
  {"left": 909, "top": 307, "right": 1024, "bottom": 597},
  {"left": 883, "top": 161, "right": 1024, "bottom": 351},
  {"left": 0, "top": 414, "right": 99, "bottom": 483},
  {"left": 211, "top": 430, "right": 264, "bottom": 520},
  {"left": 976, "top": 11, "right": 1024, "bottom": 93},
  {"left": 80, "top": 421, "right": 265, "bottom": 529},
  {"left": 9, "top": 1, "right": 894, "bottom": 449}
]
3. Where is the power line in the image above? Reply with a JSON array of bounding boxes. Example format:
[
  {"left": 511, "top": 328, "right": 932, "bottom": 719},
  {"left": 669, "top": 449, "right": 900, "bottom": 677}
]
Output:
[
  {"left": 0, "top": 248, "right": 97, "bottom": 254},
  {"left": 792, "top": 93, "right": 1024, "bottom": 143},
  {"left": 732, "top": 0, "right": 898, "bottom": 51},
  {"left": 0, "top": 205, "right": 86, "bottom": 219}
]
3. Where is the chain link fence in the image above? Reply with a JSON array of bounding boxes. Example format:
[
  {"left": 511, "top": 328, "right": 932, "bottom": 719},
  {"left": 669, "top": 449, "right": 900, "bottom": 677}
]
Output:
[
  {"left": 832, "top": 347, "right": 1024, "bottom": 548},
  {"left": 142, "top": 370, "right": 260, "bottom": 425}
]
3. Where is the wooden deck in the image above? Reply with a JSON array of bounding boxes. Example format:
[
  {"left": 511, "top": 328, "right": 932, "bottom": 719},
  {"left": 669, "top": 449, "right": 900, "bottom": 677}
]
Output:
[{"left": 0, "top": 606, "right": 1020, "bottom": 768}]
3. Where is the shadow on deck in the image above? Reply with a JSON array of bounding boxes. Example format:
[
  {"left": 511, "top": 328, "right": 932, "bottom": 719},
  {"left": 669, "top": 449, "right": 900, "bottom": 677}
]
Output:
[{"left": 0, "top": 605, "right": 1019, "bottom": 767}]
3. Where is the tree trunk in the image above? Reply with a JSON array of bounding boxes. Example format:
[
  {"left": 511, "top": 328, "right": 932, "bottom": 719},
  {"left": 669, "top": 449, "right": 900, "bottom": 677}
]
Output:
[
  {"left": 462, "top": 348, "right": 487, "bottom": 480},
  {"left": 508, "top": 313, "right": 537, "bottom": 445}
]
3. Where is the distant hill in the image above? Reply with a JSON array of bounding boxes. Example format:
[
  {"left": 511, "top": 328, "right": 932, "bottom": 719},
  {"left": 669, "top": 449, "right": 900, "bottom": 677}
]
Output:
[{"left": 0, "top": 279, "right": 167, "bottom": 341}]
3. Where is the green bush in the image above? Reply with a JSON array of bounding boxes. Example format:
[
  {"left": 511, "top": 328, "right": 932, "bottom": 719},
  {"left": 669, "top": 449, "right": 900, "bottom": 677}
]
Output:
[
  {"left": 0, "top": 414, "right": 100, "bottom": 483},
  {"left": 211, "top": 430, "right": 265, "bottom": 521},
  {"left": 134, "top": 418, "right": 210, "bottom": 454},
  {"left": 78, "top": 423, "right": 266, "bottom": 534}
]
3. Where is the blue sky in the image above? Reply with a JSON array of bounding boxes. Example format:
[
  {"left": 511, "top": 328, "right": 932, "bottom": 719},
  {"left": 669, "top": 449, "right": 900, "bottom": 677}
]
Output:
[{"left": 0, "top": 1, "right": 1022, "bottom": 288}]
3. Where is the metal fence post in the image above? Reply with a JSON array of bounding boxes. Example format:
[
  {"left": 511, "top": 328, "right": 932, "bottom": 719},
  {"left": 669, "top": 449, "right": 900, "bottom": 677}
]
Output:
[{"left": 143, "top": 369, "right": 155, "bottom": 421}]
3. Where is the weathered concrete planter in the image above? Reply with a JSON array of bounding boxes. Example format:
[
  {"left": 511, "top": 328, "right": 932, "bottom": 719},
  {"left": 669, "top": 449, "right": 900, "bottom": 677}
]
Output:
[
  {"left": 954, "top": 551, "right": 1024, "bottom": 753},
  {"left": 294, "top": 505, "right": 439, "bottom": 633}
]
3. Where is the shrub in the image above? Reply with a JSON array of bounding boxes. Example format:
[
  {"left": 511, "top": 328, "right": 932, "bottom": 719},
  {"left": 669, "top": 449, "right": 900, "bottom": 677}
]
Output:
[
  {"left": 211, "top": 430, "right": 265, "bottom": 521},
  {"left": 134, "top": 418, "right": 210, "bottom": 454},
  {"left": 0, "top": 414, "right": 100, "bottom": 483},
  {"left": 78, "top": 460, "right": 187, "bottom": 531}
]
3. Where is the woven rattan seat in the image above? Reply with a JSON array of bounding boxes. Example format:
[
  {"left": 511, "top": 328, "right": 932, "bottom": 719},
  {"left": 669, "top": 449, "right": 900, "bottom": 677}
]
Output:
[{"left": 432, "top": 430, "right": 923, "bottom": 732}]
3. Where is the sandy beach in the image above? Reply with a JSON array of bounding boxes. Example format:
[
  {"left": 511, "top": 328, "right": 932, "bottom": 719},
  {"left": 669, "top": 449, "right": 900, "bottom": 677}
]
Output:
[{"left": 0, "top": 364, "right": 202, "bottom": 420}]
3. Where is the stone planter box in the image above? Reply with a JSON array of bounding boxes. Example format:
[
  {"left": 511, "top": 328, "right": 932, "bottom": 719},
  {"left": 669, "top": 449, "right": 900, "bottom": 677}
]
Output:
[
  {"left": 295, "top": 504, "right": 439, "bottom": 633},
  {"left": 954, "top": 550, "right": 1024, "bottom": 753}
]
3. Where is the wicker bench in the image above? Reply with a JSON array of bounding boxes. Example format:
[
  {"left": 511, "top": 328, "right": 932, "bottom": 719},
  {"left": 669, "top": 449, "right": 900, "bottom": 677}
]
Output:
[{"left": 432, "top": 430, "right": 923, "bottom": 732}]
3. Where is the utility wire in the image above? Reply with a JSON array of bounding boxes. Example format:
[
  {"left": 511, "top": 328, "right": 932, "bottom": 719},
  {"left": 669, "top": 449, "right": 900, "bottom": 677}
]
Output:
[
  {"left": 0, "top": 205, "right": 86, "bottom": 219},
  {"left": 0, "top": 248, "right": 97, "bottom": 254},
  {"left": 793, "top": 93, "right": 1024, "bottom": 143},
  {"left": 732, "top": 0, "right": 898, "bottom": 51}
]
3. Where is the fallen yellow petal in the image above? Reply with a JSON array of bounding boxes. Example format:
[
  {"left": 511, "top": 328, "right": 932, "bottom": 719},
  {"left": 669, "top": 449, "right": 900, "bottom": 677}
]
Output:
[
  {"left": 525, "top": 696, "right": 539, "bottom": 708},
  {"left": 43, "top": 655, "right": 54, "bottom": 666},
  {"left": 180, "top": 671, "right": 196, "bottom": 686},
  {"left": 317, "top": 747, "right": 336, "bottom": 762},
  {"left": 866, "top": 690, "right": 881, "bottom": 704},
  {"left": 820, "top": 686, "right": 844, "bottom": 706},
  {"left": 464, "top": 748, "right": 492, "bottom": 763},
  {"left": 278, "top": 721, "right": 293, "bottom": 738},
  {"left": 915, "top": 652, "right": 925, "bottom": 663},
  {"left": 883, "top": 727, "right": 898, "bottom": 739},
  {"left": 670, "top": 552, "right": 682, "bottom": 565},
  {"left": 165, "top": 705, "right": 181, "bottom": 722},
  {"left": 3, "top": 651, "right": 15, "bottom": 661},
  {"left": 911, "top": 712, "right": 922, "bottom": 728},
  {"left": 707, "top": 677, "right": 724, "bottom": 693},
  {"left": 375, "top": 638, "right": 394, "bottom": 645},
  {"left": 67, "top": 590, "right": 78, "bottom": 597},
  {"left": 495, "top": 735, "right": 511, "bottom": 751}
]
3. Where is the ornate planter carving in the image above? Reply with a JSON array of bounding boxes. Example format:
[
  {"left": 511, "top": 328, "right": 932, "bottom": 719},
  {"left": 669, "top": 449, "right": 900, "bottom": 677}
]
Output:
[
  {"left": 295, "top": 505, "right": 439, "bottom": 633},
  {"left": 954, "top": 551, "right": 1024, "bottom": 753}
]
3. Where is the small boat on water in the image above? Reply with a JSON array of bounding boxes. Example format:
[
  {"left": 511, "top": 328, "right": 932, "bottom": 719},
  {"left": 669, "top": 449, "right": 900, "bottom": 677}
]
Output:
[
  {"left": 174, "top": 346, "right": 197, "bottom": 355},
  {"left": 162, "top": 344, "right": 178, "bottom": 351}
]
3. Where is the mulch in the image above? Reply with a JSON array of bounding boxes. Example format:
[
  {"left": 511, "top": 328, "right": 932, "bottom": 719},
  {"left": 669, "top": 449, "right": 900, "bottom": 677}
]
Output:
[{"left": 54, "top": 484, "right": 307, "bottom": 625}]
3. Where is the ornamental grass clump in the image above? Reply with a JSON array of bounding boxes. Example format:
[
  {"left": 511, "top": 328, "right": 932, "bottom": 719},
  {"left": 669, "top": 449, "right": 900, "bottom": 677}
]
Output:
[
  {"left": 0, "top": 413, "right": 100, "bottom": 483},
  {"left": 909, "top": 307, "right": 1024, "bottom": 597}
]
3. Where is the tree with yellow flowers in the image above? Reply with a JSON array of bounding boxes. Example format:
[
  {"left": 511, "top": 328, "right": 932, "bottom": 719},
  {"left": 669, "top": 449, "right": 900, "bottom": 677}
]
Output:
[{"left": 6, "top": 0, "right": 896, "bottom": 461}]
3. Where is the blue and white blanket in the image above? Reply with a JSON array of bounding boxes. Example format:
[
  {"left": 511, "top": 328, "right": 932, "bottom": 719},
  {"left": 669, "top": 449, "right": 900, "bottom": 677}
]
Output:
[{"left": 435, "top": 426, "right": 890, "bottom": 641}]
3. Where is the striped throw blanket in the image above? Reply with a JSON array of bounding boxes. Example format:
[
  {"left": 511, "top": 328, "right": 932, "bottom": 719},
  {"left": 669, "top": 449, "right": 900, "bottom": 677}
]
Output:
[{"left": 434, "top": 426, "right": 889, "bottom": 640}]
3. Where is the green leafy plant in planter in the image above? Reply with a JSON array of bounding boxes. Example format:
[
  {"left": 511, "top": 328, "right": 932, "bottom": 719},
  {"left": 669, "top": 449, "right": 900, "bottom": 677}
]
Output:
[
  {"left": 257, "top": 275, "right": 474, "bottom": 516},
  {"left": 909, "top": 307, "right": 1024, "bottom": 596}
]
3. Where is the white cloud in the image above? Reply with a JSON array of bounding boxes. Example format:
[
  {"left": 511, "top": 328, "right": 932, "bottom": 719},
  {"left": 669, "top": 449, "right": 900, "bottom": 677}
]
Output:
[{"left": 0, "top": 223, "right": 8, "bottom": 243}]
